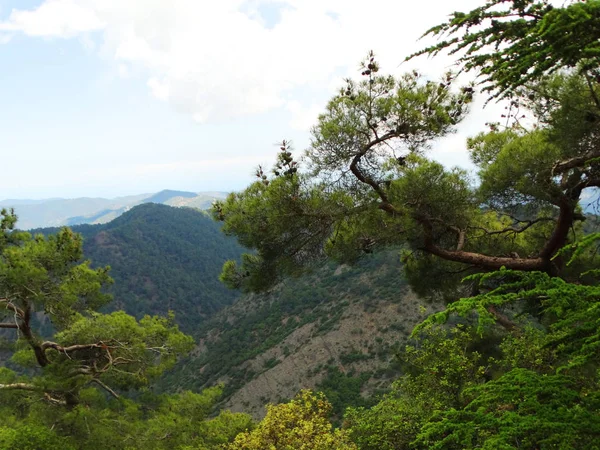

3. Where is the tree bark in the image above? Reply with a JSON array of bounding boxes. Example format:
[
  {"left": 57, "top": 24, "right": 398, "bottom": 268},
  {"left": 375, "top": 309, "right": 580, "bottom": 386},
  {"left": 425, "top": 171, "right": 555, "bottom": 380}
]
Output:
[
  {"left": 539, "top": 198, "right": 576, "bottom": 260},
  {"left": 487, "top": 306, "right": 519, "bottom": 333},
  {"left": 20, "top": 306, "right": 50, "bottom": 367},
  {"left": 0, "top": 383, "right": 39, "bottom": 391},
  {"left": 423, "top": 242, "right": 548, "bottom": 271}
]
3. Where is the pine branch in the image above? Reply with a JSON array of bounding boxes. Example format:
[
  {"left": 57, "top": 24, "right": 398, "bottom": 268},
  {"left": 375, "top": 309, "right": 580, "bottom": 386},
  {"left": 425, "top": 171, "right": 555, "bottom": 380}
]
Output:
[{"left": 89, "top": 378, "right": 120, "bottom": 400}]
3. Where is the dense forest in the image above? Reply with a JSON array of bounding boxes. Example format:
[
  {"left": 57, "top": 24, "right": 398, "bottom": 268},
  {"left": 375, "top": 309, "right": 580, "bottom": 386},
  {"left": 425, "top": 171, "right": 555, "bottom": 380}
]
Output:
[
  {"left": 29, "top": 204, "right": 417, "bottom": 417},
  {"left": 33, "top": 203, "right": 245, "bottom": 332},
  {"left": 160, "top": 249, "right": 423, "bottom": 419},
  {"left": 2, "top": 0, "right": 600, "bottom": 448}
]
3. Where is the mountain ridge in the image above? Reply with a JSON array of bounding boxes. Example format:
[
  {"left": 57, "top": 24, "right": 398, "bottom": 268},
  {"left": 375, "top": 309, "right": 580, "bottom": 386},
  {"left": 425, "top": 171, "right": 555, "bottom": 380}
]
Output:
[
  {"left": 33, "top": 203, "right": 245, "bottom": 333},
  {"left": 2, "top": 189, "right": 229, "bottom": 229}
]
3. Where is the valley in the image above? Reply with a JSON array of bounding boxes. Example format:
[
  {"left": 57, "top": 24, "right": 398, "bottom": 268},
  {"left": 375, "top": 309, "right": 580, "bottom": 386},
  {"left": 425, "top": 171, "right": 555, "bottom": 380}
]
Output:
[
  {"left": 2, "top": 2, "right": 599, "bottom": 446},
  {"left": 31, "top": 203, "right": 426, "bottom": 418}
]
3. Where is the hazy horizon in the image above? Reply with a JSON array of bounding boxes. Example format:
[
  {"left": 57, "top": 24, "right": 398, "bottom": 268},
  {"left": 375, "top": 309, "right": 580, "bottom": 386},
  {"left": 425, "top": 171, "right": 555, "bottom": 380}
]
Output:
[
  {"left": 0, "top": 188, "right": 230, "bottom": 203},
  {"left": 0, "top": 0, "right": 504, "bottom": 200}
]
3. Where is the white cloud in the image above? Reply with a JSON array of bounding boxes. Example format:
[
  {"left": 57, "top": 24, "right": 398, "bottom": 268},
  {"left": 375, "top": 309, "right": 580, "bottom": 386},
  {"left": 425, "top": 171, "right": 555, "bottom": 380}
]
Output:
[
  {"left": 0, "top": 0, "right": 485, "bottom": 127},
  {"left": 285, "top": 100, "right": 322, "bottom": 131},
  {"left": 119, "top": 156, "right": 263, "bottom": 177},
  {"left": 0, "top": 0, "right": 104, "bottom": 37}
]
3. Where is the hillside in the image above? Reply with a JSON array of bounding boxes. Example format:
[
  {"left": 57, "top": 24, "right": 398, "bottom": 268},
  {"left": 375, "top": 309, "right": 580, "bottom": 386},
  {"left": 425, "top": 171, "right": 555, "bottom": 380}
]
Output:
[
  {"left": 32, "top": 203, "right": 428, "bottom": 418},
  {"left": 35, "top": 203, "right": 245, "bottom": 332},
  {"left": 160, "top": 250, "right": 442, "bottom": 419},
  {"left": 1, "top": 190, "right": 228, "bottom": 229}
]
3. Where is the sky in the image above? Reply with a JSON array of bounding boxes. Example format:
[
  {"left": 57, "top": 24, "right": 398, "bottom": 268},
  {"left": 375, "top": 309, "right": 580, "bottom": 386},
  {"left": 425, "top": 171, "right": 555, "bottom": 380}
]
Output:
[{"left": 0, "top": 0, "right": 503, "bottom": 200}]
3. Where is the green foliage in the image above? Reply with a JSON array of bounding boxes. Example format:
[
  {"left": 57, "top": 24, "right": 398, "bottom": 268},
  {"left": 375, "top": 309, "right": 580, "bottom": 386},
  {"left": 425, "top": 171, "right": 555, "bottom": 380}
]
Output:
[
  {"left": 35, "top": 203, "right": 246, "bottom": 332},
  {"left": 309, "top": 62, "right": 470, "bottom": 174},
  {"left": 52, "top": 311, "right": 194, "bottom": 389},
  {"left": 344, "top": 261, "right": 600, "bottom": 449},
  {"left": 0, "top": 223, "right": 112, "bottom": 329},
  {"left": 0, "top": 210, "right": 252, "bottom": 449},
  {"left": 207, "top": 7, "right": 600, "bottom": 444},
  {"left": 214, "top": 168, "right": 351, "bottom": 293},
  {"left": 160, "top": 250, "right": 407, "bottom": 401},
  {"left": 228, "top": 390, "right": 356, "bottom": 450},
  {"left": 0, "top": 385, "right": 252, "bottom": 450},
  {"left": 215, "top": 44, "right": 600, "bottom": 300},
  {"left": 6, "top": 1, "right": 600, "bottom": 448},
  {"left": 415, "top": 369, "right": 600, "bottom": 449},
  {"left": 0, "top": 208, "right": 23, "bottom": 249},
  {"left": 344, "top": 395, "right": 424, "bottom": 450},
  {"left": 0, "top": 424, "right": 74, "bottom": 450},
  {"left": 417, "top": 269, "right": 600, "bottom": 372},
  {"left": 317, "top": 368, "right": 373, "bottom": 421},
  {"left": 344, "top": 326, "right": 489, "bottom": 449},
  {"left": 410, "top": 0, "right": 600, "bottom": 100},
  {"left": 213, "top": 60, "right": 474, "bottom": 294}
]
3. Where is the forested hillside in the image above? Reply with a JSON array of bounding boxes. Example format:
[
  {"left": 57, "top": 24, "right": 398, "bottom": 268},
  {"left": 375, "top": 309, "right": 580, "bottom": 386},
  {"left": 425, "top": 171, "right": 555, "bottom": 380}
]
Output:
[
  {"left": 34, "top": 204, "right": 423, "bottom": 417},
  {"left": 35, "top": 203, "right": 245, "bottom": 332},
  {"left": 2, "top": 1, "right": 600, "bottom": 449},
  {"left": 162, "top": 250, "right": 438, "bottom": 418}
]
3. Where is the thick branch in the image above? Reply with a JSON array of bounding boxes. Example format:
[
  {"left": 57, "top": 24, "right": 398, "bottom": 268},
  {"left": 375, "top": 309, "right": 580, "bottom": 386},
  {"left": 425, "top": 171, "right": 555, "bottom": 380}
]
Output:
[
  {"left": 0, "top": 323, "right": 19, "bottom": 329},
  {"left": 456, "top": 229, "right": 466, "bottom": 251},
  {"left": 539, "top": 198, "right": 577, "bottom": 261},
  {"left": 574, "top": 177, "right": 600, "bottom": 193},
  {"left": 584, "top": 72, "right": 600, "bottom": 110},
  {"left": 42, "top": 341, "right": 108, "bottom": 353},
  {"left": 487, "top": 306, "right": 519, "bottom": 334},
  {"left": 552, "top": 149, "right": 600, "bottom": 174},
  {"left": 19, "top": 304, "right": 49, "bottom": 367},
  {"left": 419, "top": 217, "right": 547, "bottom": 271},
  {"left": 0, "top": 298, "right": 25, "bottom": 319},
  {"left": 538, "top": 173, "right": 600, "bottom": 263},
  {"left": 423, "top": 242, "right": 547, "bottom": 271},
  {"left": 1, "top": 299, "right": 50, "bottom": 367},
  {"left": 349, "top": 131, "right": 400, "bottom": 213},
  {"left": 44, "top": 393, "right": 67, "bottom": 406},
  {"left": 0, "top": 383, "right": 73, "bottom": 407}
]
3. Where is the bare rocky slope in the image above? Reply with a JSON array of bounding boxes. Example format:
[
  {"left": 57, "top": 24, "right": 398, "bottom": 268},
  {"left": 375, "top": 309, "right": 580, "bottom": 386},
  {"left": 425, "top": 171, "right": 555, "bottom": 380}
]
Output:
[{"left": 160, "top": 251, "right": 443, "bottom": 419}]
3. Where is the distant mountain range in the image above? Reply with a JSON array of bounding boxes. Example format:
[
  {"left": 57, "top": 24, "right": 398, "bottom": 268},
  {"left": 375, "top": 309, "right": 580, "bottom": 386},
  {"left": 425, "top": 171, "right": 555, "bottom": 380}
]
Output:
[{"left": 0, "top": 189, "right": 228, "bottom": 229}]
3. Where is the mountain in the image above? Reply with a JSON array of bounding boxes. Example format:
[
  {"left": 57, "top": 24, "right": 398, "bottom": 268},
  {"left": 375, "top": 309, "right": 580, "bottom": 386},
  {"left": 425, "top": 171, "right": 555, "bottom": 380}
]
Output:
[
  {"left": 34, "top": 203, "right": 245, "bottom": 332},
  {"left": 164, "top": 193, "right": 228, "bottom": 209},
  {"left": 1, "top": 190, "right": 228, "bottom": 229},
  {"left": 1, "top": 195, "right": 145, "bottom": 229},
  {"left": 64, "top": 207, "right": 129, "bottom": 226},
  {"left": 143, "top": 189, "right": 198, "bottom": 204},
  {"left": 32, "top": 202, "right": 436, "bottom": 419},
  {"left": 159, "top": 250, "right": 442, "bottom": 419}
]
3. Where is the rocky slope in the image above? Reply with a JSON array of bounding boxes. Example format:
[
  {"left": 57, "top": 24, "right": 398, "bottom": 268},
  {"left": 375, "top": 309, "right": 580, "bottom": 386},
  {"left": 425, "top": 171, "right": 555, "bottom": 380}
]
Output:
[{"left": 160, "top": 251, "right": 443, "bottom": 418}]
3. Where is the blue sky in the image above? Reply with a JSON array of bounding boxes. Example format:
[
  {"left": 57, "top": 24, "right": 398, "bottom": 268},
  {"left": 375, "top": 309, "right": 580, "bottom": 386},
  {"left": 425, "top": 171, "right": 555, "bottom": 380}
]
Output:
[{"left": 0, "top": 0, "right": 495, "bottom": 200}]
